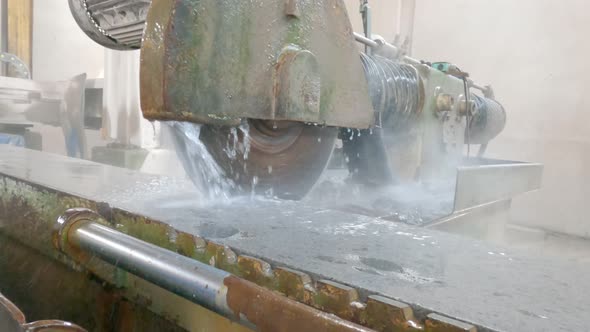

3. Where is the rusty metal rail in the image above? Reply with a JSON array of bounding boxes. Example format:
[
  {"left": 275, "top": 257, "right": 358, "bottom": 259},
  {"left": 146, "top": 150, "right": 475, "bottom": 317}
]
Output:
[{"left": 54, "top": 209, "right": 373, "bottom": 332}]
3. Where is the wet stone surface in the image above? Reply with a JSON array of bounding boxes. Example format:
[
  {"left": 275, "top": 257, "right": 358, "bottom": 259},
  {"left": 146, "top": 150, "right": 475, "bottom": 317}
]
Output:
[{"left": 0, "top": 146, "right": 588, "bottom": 332}]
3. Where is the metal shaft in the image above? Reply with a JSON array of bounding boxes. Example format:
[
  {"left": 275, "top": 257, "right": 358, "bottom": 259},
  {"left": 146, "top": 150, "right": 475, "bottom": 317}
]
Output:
[
  {"left": 57, "top": 213, "right": 373, "bottom": 332},
  {"left": 354, "top": 32, "right": 378, "bottom": 48},
  {"left": 69, "top": 222, "right": 234, "bottom": 317}
]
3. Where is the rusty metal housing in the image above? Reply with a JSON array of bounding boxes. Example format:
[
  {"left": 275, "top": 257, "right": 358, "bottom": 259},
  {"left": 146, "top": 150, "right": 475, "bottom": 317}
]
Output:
[{"left": 140, "top": 0, "right": 374, "bottom": 128}]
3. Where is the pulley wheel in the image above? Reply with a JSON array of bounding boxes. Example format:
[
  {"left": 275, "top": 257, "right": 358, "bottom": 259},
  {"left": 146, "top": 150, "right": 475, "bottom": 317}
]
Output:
[{"left": 199, "top": 120, "right": 337, "bottom": 199}]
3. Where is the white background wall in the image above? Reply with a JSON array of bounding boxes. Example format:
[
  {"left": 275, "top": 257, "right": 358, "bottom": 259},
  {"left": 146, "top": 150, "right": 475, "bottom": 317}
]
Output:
[
  {"left": 32, "top": 0, "right": 104, "bottom": 80},
  {"left": 344, "top": 0, "right": 401, "bottom": 42},
  {"left": 411, "top": 0, "right": 590, "bottom": 237},
  {"left": 31, "top": 0, "right": 105, "bottom": 155}
]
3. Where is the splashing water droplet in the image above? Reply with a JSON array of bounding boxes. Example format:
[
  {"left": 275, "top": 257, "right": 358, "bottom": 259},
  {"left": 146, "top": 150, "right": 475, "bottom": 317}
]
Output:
[
  {"left": 240, "top": 120, "right": 251, "bottom": 160},
  {"left": 251, "top": 176, "right": 259, "bottom": 198},
  {"left": 168, "top": 122, "right": 236, "bottom": 201}
]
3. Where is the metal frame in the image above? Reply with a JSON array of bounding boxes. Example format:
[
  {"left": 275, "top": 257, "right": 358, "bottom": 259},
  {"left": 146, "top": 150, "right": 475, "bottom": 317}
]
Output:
[
  {"left": 425, "top": 159, "right": 544, "bottom": 241},
  {"left": 453, "top": 159, "right": 543, "bottom": 212}
]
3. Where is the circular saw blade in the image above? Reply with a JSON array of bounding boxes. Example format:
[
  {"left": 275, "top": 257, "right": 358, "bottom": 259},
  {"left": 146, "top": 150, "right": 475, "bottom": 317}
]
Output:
[
  {"left": 342, "top": 127, "right": 423, "bottom": 186},
  {"left": 341, "top": 128, "right": 393, "bottom": 186},
  {"left": 195, "top": 120, "right": 337, "bottom": 200}
]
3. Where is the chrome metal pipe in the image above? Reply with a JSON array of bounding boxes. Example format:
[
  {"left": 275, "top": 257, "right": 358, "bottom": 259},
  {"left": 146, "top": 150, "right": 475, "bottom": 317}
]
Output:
[
  {"left": 354, "top": 32, "right": 421, "bottom": 66},
  {"left": 354, "top": 32, "right": 379, "bottom": 48},
  {"left": 68, "top": 221, "right": 235, "bottom": 317}
]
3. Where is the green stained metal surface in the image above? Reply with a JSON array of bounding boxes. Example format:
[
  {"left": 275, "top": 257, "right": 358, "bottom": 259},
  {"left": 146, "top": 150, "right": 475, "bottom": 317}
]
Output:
[
  {"left": 237, "top": 11, "right": 252, "bottom": 90},
  {"left": 416, "top": 65, "right": 467, "bottom": 180},
  {"left": 0, "top": 177, "right": 368, "bottom": 330},
  {"left": 111, "top": 211, "right": 177, "bottom": 251},
  {"left": 236, "top": 256, "right": 276, "bottom": 289},
  {"left": 0, "top": 177, "right": 253, "bottom": 331},
  {"left": 140, "top": 0, "right": 373, "bottom": 128},
  {"left": 174, "top": 232, "right": 198, "bottom": 257},
  {"left": 285, "top": 17, "right": 303, "bottom": 45},
  {"left": 0, "top": 177, "right": 96, "bottom": 254}
]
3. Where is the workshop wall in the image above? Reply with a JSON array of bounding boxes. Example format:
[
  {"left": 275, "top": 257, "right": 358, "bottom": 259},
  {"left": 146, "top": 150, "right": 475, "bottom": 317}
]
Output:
[
  {"left": 411, "top": 0, "right": 590, "bottom": 237},
  {"left": 30, "top": 0, "right": 104, "bottom": 155},
  {"left": 32, "top": 0, "right": 104, "bottom": 80}
]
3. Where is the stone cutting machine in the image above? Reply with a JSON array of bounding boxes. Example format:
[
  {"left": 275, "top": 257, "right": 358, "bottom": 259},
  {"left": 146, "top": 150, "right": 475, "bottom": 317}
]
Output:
[
  {"left": 70, "top": 0, "right": 506, "bottom": 199},
  {"left": 0, "top": 3, "right": 562, "bottom": 332}
]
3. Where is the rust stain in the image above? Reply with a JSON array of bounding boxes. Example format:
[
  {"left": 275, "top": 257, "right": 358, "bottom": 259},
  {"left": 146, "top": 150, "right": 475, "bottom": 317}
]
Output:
[
  {"left": 206, "top": 242, "right": 238, "bottom": 272},
  {"left": 284, "top": 0, "right": 300, "bottom": 17},
  {"left": 55, "top": 209, "right": 109, "bottom": 266},
  {"left": 0, "top": 292, "right": 26, "bottom": 324},
  {"left": 315, "top": 280, "right": 359, "bottom": 320},
  {"left": 224, "top": 276, "right": 375, "bottom": 332},
  {"left": 237, "top": 256, "right": 274, "bottom": 287},
  {"left": 141, "top": 110, "right": 240, "bottom": 126},
  {"left": 361, "top": 295, "right": 423, "bottom": 331},
  {"left": 54, "top": 209, "right": 101, "bottom": 249},
  {"left": 274, "top": 267, "right": 314, "bottom": 304}
]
